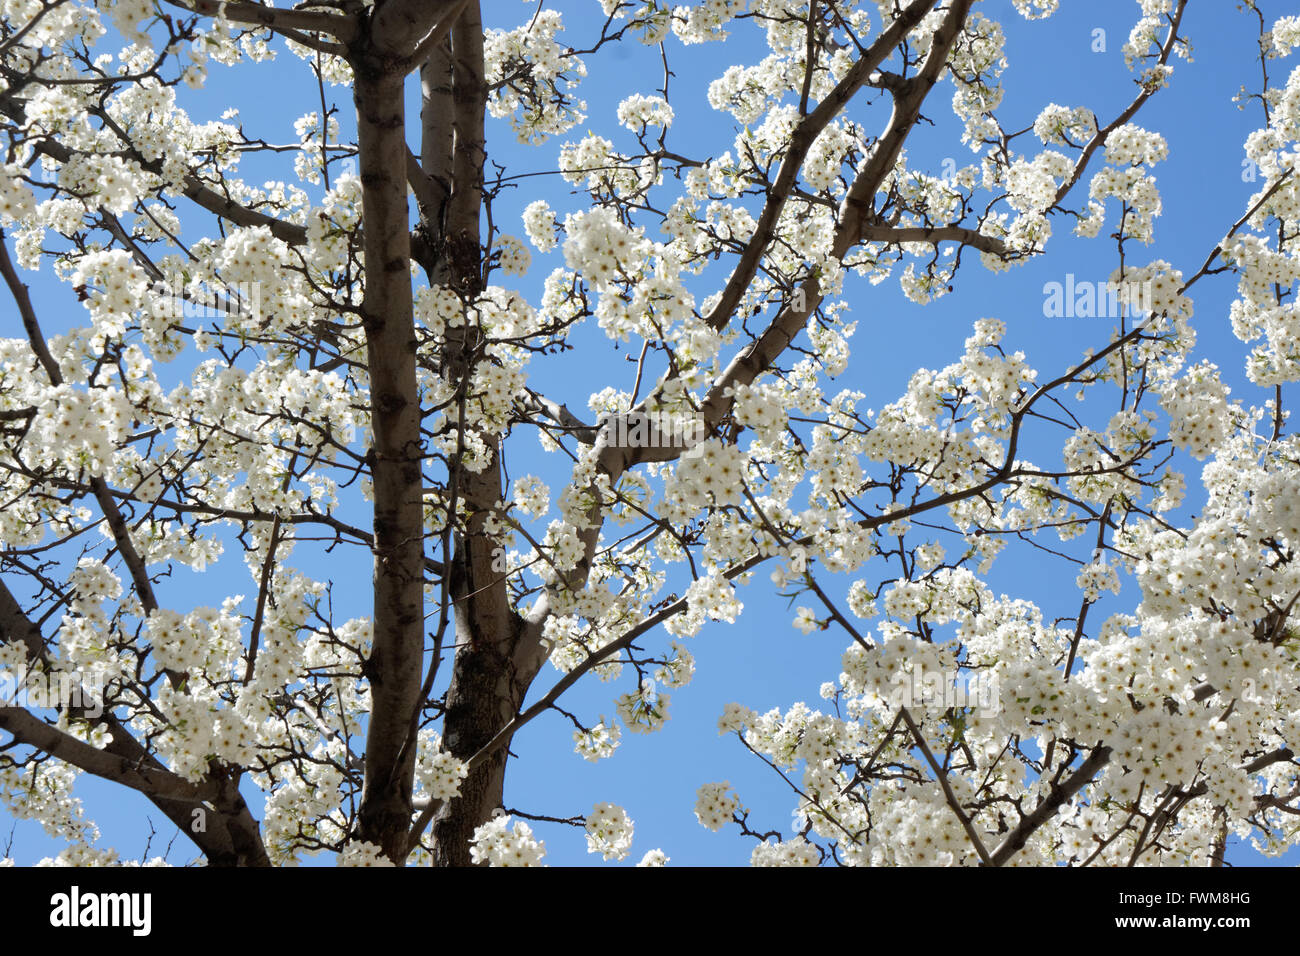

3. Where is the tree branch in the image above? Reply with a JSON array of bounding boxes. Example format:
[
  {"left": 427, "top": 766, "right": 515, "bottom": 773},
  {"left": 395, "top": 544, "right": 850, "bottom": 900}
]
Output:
[
  {"left": 702, "top": 0, "right": 941, "bottom": 332},
  {"left": 165, "top": 0, "right": 356, "bottom": 43}
]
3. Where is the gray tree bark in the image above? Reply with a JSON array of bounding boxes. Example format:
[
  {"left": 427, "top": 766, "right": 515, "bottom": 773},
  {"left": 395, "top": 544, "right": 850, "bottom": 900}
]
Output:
[{"left": 351, "top": 22, "right": 430, "bottom": 862}]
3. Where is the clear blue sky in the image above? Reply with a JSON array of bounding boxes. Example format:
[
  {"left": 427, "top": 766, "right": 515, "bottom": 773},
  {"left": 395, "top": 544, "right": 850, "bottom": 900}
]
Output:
[{"left": 5, "top": 0, "right": 1297, "bottom": 866}]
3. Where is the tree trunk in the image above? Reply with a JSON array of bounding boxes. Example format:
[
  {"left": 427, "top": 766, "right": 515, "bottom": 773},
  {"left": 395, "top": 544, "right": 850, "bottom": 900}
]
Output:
[
  {"left": 353, "top": 56, "right": 427, "bottom": 861},
  {"left": 422, "top": 5, "right": 539, "bottom": 865},
  {"left": 431, "top": 609, "right": 521, "bottom": 865},
  {"left": 352, "top": 0, "right": 553, "bottom": 864}
]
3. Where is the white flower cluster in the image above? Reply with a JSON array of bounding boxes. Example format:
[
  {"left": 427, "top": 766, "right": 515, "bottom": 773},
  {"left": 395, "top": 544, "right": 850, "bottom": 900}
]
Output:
[
  {"left": 522, "top": 199, "right": 558, "bottom": 252},
  {"left": 511, "top": 475, "right": 550, "bottom": 518},
  {"left": 750, "top": 839, "right": 820, "bottom": 866},
  {"left": 0, "top": 164, "right": 36, "bottom": 224},
  {"left": 1104, "top": 123, "right": 1169, "bottom": 167},
  {"left": 1033, "top": 104, "right": 1097, "bottom": 147},
  {"left": 469, "top": 815, "right": 547, "bottom": 866},
  {"left": 337, "top": 841, "right": 396, "bottom": 867},
  {"left": 495, "top": 234, "right": 531, "bottom": 276},
  {"left": 694, "top": 781, "right": 739, "bottom": 831},
  {"left": 615, "top": 680, "right": 671, "bottom": 734},
  {"left": 1273, "top": 16, "right": 1300, "bottom": 56},
  {"left": 573, "top": 717, "right": 622, "bottom": 762},
  {"left": 484, "top": 10, "right": 587, "bottom": 144},
  {"left": 1158, "top": 361, "right": 1234, "bottom": 460},
  {"left": 562, "top": 206, "right": 649, "bottom": 291},
  {"left": 664, "top": 441, "right": 749, "bottom": 518},
  {"left": 679, "top": 572, "right": 743, "bottom": 631},
  {"left": 672, "top": 0, "right": 747, "bottom": 45},
  {"left": 584, "top": 802, "right": 635, "bottom": 860},
  {"left": 617, "top": 94, "right": 674, "bottom": 131},
  {"left": 1075, "top": 556, "right": 1122, "bottom": 603},
  {"left": 416, "top": 732, "right": 469, "bottom": 801},
  {"left": 1010, "top": 0, "right": 1059, "bottom": 18}
]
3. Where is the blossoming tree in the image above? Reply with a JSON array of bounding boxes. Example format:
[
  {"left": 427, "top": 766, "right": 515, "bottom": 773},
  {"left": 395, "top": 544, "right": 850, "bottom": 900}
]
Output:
[{"left": 2, "top": 0, "right": 1300, "bottom": 867}]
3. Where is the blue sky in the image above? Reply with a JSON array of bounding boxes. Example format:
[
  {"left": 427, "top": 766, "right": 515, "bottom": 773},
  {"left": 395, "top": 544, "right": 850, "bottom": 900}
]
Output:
[{"left": 5, "top": 0, "right": 1299, "bottom": 866}]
